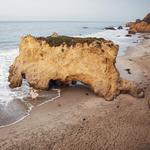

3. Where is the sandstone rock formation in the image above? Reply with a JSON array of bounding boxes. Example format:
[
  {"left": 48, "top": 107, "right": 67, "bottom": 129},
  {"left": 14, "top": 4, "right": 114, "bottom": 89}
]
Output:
[
  {"left": 8, "top": 34, "right": 143, "bottom": 101},
  {"left": 127, "top": 13, "right": 150, "bottom": 33}
]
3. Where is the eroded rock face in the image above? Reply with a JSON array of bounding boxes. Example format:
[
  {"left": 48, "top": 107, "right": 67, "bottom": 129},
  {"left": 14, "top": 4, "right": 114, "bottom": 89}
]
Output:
[
  {"left": 8, "top": 35, "right": 143, "bottom": 100},
  {"left": 127, "top": 13, "right": 150, "bottom": 33}
]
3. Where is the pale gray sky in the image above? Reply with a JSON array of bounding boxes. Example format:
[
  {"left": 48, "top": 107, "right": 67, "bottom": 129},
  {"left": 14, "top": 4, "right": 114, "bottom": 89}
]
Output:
[{"left": 0, "top": 0, "right": 149, "bottom": 21}]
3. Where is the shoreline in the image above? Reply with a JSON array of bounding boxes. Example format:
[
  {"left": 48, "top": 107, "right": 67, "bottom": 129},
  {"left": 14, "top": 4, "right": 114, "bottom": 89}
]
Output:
[
  {"left": 0, "top": 26, "right": 140, "bottom": 127},
  {"left": 0, "top": 89, "right": 61, "bottom": 128},
  {"left": 0, "top": 33, "right": 150, "bottom": 149}
]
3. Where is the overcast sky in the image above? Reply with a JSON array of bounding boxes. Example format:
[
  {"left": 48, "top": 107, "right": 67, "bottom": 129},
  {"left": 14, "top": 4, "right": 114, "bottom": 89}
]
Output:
[{"left": 0, "top": 0, "right": 149, "bottom": 21}]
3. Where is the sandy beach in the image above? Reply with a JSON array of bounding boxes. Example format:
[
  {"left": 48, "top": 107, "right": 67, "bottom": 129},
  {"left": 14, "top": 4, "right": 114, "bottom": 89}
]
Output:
[{"left": 0, "top": 34, "right": 150, "bottom": 150}]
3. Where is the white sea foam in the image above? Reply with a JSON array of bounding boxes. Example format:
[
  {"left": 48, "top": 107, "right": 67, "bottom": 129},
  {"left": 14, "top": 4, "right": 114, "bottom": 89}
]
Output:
[
  {"left": 78, "top": 27, "right": 140, "bottom": 55},
  {"left": 0, "top": 48, "right": 29, "bottom": 106},
  {"left": 0, "top": 48, "right": 60, "bottom": 127}
]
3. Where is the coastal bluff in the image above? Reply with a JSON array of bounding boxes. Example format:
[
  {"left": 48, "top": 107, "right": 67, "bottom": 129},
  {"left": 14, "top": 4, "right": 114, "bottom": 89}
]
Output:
[
  {"left": 127, "top": 13, "right": 150, "bottom": 33},
  {"left": 8, "top": 34, "right": 143, "bottom": 101}
]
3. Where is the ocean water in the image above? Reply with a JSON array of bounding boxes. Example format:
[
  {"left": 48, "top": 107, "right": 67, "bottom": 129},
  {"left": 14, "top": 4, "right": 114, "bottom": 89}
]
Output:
[
  {"left": 0, "top": 21, "right": 140, "bottom": 127},
  {"left": 0, "top": 21, "right": 124, "bottom": 50}
]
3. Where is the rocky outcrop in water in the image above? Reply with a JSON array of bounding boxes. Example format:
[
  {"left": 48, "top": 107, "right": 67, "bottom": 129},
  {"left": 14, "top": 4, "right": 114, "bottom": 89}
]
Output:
[
  {"left": 8, "top": 34, "right": 143, "bottom": 101},
  {"left": 104, "top": 27, "right": 116, "bottom": 30},
  {"left": 117, "top": 26, "right": 123, "bottom": 30},
  {"left": 143, "top": 13, "right": 150, "bottom": 24},
  {"left": 127, "top": 13, "right": 150, "bottom": 33}
]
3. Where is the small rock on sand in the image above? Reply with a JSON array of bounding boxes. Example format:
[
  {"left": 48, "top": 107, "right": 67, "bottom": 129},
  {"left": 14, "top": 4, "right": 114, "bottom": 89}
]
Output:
[{"left": 125, "top": 68, "right": 132, "bottom": 74}]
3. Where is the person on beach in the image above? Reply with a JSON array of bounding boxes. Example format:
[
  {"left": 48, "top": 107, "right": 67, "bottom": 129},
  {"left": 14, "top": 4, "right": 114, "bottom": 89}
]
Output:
[{"left": 30, "top": 87, "right": 39, "bottom": 100}]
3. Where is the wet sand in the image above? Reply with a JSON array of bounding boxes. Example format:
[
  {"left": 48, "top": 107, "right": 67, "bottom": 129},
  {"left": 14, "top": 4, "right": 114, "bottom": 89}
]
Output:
[
  {"left": 0, "top": 89, "right": 60, "bottom": 127},
  {"left": 0, "top": 34, "right": 150, "bottom": 150},
  {"left": 0, "top": 99, "right": 29, "bottom": 127}
]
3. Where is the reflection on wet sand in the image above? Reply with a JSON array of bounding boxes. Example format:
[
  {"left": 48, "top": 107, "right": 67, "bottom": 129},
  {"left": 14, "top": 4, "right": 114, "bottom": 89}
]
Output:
[
  {"left": 0, "top": 89, "right": 60, "bottom": 127},
  {"left": 0, "top": 99, "right": 29, "bottom": 127}
]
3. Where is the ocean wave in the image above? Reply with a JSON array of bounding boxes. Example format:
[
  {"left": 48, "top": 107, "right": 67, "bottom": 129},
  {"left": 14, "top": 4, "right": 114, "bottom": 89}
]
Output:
[
  {"left": 0, "top": 48, "right": 19, "bottom": 104},
  {"left": 77, "top": 27, "right": 140, "bottom": 55},
  {"left": 0, "top": 48, "right": 61, "bottom": 127}
]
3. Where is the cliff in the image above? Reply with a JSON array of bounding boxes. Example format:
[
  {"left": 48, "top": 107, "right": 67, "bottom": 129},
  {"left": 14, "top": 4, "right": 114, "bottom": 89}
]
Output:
[
  {"left": 8, "top": 34, "right": 143, "bottom": 101},
  {"left": 127, "top": 13, "right": 150, "bottom": 33}
]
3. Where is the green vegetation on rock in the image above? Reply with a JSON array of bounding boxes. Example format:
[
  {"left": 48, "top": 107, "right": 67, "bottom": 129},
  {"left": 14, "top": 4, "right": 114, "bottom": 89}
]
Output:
[{"left": 36, "top": 35, "right": 105, "bottom": 47}]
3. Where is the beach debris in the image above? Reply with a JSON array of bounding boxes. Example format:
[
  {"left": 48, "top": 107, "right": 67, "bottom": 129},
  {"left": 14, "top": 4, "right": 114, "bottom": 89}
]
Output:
[
  {"left": 58, "top": 103, "right": 62, "bottom": 107},
  {"left": 125, "top": 68, "right": 131, "bottom": 75},
  {"left": 116, "top": 105, "right": 119, "bottom": 108},
  {"left": 82, "top": 118, "right": 86, "bottom": 121},
  {"left": 8, "top": 34, "right": 144, "bottom": 101}
]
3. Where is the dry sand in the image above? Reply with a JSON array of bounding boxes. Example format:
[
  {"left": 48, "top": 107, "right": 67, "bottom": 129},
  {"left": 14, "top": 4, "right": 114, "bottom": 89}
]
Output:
[{"left": 0, "top": 35, "right": 150, "bottom": 150}]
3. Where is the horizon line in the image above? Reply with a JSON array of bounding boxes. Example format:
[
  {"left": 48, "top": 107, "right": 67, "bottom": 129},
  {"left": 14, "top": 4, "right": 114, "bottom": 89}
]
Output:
[{"left": 0, "top": 20, "right": 126, "bottom": 22}]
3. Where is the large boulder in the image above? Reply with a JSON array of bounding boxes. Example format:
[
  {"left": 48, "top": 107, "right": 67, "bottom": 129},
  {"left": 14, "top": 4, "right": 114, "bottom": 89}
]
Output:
[
  {"left": 117, "top": 26, "right": 123, "bottom": 29},
  {"left": 127, "top": 13, "right": 150, "bottom": 33},
  {"left": 8, "top": 34, "right": 143, "bottom": 101},
  {"left": 143, "top": 13, "right": 150, "bottom": 24}
]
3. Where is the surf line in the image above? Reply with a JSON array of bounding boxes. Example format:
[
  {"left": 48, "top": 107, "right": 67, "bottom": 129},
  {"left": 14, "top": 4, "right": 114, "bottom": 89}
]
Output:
[{"left": 0, "top": 89, "right": 61, "bottom": 129}]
